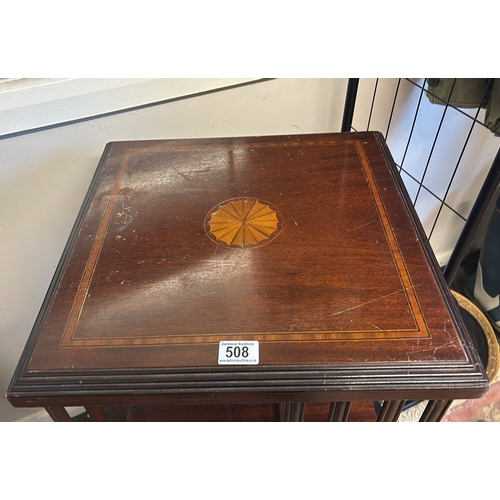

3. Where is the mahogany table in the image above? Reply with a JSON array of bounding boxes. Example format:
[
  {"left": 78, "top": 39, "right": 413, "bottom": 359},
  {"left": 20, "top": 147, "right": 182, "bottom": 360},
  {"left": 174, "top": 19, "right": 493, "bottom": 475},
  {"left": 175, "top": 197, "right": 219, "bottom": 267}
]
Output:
[{"left": 7, "top": 132, "right": 489, "bottom": 422}]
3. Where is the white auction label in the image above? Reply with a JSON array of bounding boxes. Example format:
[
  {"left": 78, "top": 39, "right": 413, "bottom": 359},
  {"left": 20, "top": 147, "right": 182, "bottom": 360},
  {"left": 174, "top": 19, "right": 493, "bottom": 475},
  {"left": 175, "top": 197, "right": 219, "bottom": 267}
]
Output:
[{"left": 218, "top": 341, "right": 259, "bottom": 365}]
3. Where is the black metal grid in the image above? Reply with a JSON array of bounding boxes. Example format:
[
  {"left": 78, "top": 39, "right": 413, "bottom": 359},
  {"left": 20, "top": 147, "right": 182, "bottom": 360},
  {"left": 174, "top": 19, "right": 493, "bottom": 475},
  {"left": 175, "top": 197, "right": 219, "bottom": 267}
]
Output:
[{"left": 344, "top": 78, "right": 500, "bottom": 284}]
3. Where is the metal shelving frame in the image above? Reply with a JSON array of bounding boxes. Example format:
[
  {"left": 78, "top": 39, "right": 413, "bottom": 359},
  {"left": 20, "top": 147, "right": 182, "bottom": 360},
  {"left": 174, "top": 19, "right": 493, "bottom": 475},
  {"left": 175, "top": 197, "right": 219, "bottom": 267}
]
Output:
[{"left": 341, "top": 78, "right": 500, "bottom": 286}]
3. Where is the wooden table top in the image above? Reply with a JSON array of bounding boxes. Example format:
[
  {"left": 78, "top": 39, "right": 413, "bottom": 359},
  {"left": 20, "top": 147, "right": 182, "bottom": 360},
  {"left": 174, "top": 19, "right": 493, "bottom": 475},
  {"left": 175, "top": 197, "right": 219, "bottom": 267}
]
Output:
[{"left": 8, "top": 132, "right": 488, "bottom": 407}]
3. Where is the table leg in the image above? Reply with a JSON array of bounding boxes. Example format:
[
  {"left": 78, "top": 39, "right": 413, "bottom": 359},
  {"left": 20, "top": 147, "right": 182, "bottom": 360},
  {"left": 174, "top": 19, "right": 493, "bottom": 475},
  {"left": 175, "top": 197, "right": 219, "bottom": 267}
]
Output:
[
  {"left": 85, "top": 406, "right": 108, "bottom": 422},
  {"left": 277, "top": 403, "right": 305, "bottom": 421},
  {"left": 419, "top": 400, "right": 453, "bottom": 422},
  {"left": 327, "top": 402, "right": 352, "bottom": 422},
  {"left": 45, "top": 406, "right": 73, "bottom": 422},
  {"left": 376, "top": 400, "right": 407, "bottom": 422},
  {"left": 111, "top": 405, "right": 127, "bottom": 421}
]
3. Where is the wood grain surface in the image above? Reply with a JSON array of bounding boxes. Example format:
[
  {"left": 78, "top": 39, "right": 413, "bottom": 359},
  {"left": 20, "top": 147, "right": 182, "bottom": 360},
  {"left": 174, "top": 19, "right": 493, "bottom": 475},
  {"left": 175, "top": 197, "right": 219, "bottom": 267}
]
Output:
[{"left": 8, "top": 132, "right": 488, "bottom": 408}]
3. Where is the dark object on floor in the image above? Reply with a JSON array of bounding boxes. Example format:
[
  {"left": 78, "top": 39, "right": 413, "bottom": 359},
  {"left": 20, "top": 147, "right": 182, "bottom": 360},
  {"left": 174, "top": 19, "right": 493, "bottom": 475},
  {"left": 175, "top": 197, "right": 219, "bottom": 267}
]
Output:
[
  {"left": 452, "top": 290, "right": 499, "bottom": 382},
  {"left": 450, "top": 251, "right": 500, "bottom": 381},
  {"left": 465, "top": 194, "right": 500, "bottom": 333}
]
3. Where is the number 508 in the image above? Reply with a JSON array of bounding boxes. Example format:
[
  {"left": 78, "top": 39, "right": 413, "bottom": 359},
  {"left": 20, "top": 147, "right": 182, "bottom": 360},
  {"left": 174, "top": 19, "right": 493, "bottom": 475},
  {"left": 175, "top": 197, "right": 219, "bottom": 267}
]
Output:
[{"left": 225, "top": 346, "right": 249, "bottom": 358}]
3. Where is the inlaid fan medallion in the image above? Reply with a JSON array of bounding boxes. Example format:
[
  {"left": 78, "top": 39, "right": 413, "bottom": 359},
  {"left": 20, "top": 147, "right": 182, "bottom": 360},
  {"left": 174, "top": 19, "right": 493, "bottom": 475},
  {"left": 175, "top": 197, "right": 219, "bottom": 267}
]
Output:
[{"left": 205, "top": 197, "right": 282, "bottom": 248}]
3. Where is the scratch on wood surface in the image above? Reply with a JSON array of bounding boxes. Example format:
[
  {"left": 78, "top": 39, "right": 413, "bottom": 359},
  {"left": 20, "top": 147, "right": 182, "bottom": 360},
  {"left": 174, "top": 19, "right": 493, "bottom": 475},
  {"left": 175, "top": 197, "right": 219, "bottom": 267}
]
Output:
[
  {"left": 252, "top": 164, "right": 265, "bottom": 178},
  {"left": 346, "top": 220, "right": 376, "bottom": 232},
  {"left": 113, "top": 248, "right": 126, "bottom": 262},
  {"left": 172, "top": 166, "right": 190, "bottom": 181},
  {"left": 420, "top": 340, "right": 458, "bottom": 356},
  {"left": 436, "top": 340, "right": 458, "bottom": 350},
  {"left": 327, "top": 287, "right": 417, "bottom": 317}
]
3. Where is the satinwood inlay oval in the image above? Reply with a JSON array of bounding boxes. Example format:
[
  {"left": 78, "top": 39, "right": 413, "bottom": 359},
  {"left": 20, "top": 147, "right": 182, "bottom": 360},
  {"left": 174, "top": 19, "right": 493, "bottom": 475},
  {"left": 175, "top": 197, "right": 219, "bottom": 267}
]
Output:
[{"left": 205, "top": 197, "right": 282, "bottom": 248}]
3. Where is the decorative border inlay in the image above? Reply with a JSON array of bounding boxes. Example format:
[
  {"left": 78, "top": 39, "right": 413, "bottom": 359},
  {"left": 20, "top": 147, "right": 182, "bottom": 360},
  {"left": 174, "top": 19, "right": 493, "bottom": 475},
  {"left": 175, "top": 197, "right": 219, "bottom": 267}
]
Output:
[{"left": 56, "top": 140, "right": 432, "bottom": 348}]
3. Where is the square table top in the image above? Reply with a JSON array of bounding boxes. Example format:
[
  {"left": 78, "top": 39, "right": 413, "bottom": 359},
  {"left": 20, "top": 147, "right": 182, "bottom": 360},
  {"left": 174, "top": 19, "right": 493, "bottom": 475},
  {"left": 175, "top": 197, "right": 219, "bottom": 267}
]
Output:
[{"left": 8, "top": 132, "right": 488, "bottom": 406}]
